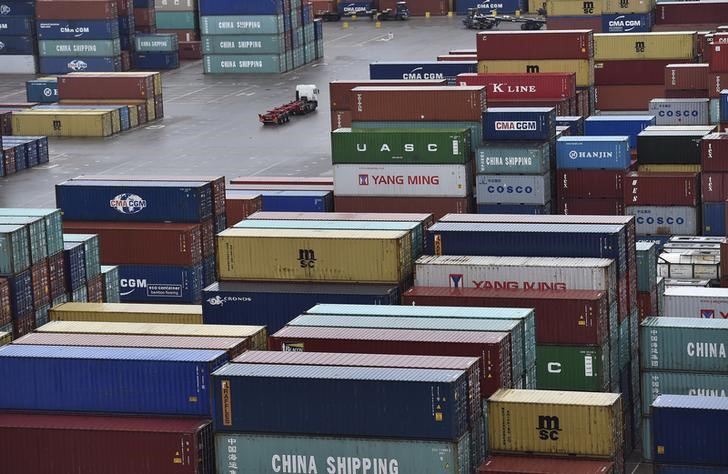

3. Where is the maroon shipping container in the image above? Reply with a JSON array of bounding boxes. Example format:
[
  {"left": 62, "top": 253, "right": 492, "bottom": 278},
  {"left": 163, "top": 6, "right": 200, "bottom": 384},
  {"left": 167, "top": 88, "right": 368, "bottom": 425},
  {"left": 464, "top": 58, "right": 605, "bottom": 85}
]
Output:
[
  {"left": 546, "top": 16, "right": 602, "bottom": 33},
  {"left": 655, "top": 1, "right": 728, "bottom": 25},
  {"left": 62, "top": 221, "right": 203, "bottom": 266},
  {"left": 708, "top": 73, "right": 728, "bottom": 97},
  {"left": 36, "top": 0, "right": 117, "bottom": 20},
  {"left": 702, "top": 134, "right": 728, "bottom": 172},
  {"left": 0, "top": 278, "right": 10, "bottom": 328},
  {"left": 58, "top": 75, "right": 153, "bottom": 100},
  {"left": 595, "top": 85, "right": 665, "bottom": 111},
  {"left": 331, "top": 109, "right": 352, "bottom": 130},
  {"left": 329, "top": 80, "right": 448, "bottom": 111},
  {"left": 228, "top": 183, "right": 333, "bottom": 192},
  {"left": 624, "top": 172, "right": 699, "bottom": 206},
  {"left": 47, "top": 251, "right": 65, "bottom": 299},
  {"left": 248, "top": 211, "right": 435, "bottom": 228},
  {"left": 158, "top": 29, "right": 200, "bottom": 43},
  {"left": 310, "top": 0, "right": 335, "bottom": 15},
  {"left": 665, "top": 63, "right": 709, "bottom": 90},
  {"left": 86, "top": 274, "right": 104, "bottom": 303},
  {"left": 454, "top": 73, "right": 576, "bottom": 100},
  {"left": 179, "top": 41, "right": 202, "bottom": 60},
  {"left": 438, "top": 54, "right": 478, "bottom": 61},
  {"left": 268, "top": 325, "right": 512, "bottom": 397},
  {"left": 350, "top": 86, "right": 485, "bottom": 122},
  {"left": 664, "top": 89, "right": 709, "bottom": 99},
  {"left": 116, "top": 0, "right": 131, "bottom": 16},
  {"left": 596, "top": 60, "right": 687, "bottom": 86},
  {"left": 488, "top": 97, "right": 570, "bottom": 115},
  {"left": 558, "top": 198, "right": 626, "bottom": 215},
  {"left": 120, "top": 50, "right": 131, "bottom": 71},
  {"left": 710, "top": 43, "right": 728, "bottom": 72},
  {"left": 334, "top": 196, "right": 472, "bottom": 220},
  {"left": 134, "top": 7, "right": 156, "bottom": 26},
  {"left": 402, "top": 287, "right": 609, "bottom": 345},
  {"left": 225, "top": 192, "right": 262, "bottom": 227},
  {"left": 557, "top": 170, "right": 625, "bottom": 199},
  {"left": 12, "top": 312, "right": 34, "bottom": 339},
  {"left": 0, "top": 111, "right": 11, "bottom": 135},
  {"left": 478, "top": 455, "right": 615, "bottom": 474},
  {"left": 230, "top": 176, "right": 334, "bottom": 186},
  {"left": 637, "top": 290, "right": 657, "bottom": 320},
  {"left": 476, "top": 30, "right": 594, "bottom": 60},
  {"left": 30, "top": 260, "right": 50, "bottom": 309},
  {"left": 0, "top": 412, "right": 214, "bottom": 474},
  {"left": 379, "top": 0, "right": 448, "bottom": 15},
  {"left": 701, "top": 173, "right": 728, "bottom": 201}
]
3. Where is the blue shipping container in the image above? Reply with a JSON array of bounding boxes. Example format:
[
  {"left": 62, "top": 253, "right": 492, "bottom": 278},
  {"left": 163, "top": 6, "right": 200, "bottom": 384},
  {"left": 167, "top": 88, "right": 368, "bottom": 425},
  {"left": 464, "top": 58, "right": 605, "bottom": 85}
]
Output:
[
  {"left": 118, "top": 16, "right": 133, "bottom": 35},
  {"left": 7, "top": 269, "right": 33, "bottom": 316},
  {"left": 36, "top": 20, "right": 120, "bottom": 40},
  {"left": 721, "top": 90, "right": 727, "bottom": 122},
  {"left": 39, "top": 56, "right": 121, "bottom": 74},
  {"left": 228, "top": 189, "right": 333, "bottom": 212},
  {"left": 199, "top": 0, "right": 283, "bottom": 15},
  {"left": 637, "top": 235, "right": 670, "bottom": 252},
  {"left": 369, "top": 61, "right": 477, "bottom": 85},
  {"left": 26, "top": 78, "right": 58, "bottom": 103},
  {"left": 601, "top": 13, "right": 653, "bottom": 33},
  {"left": 63, "top": 241, "right": 86, "bottom": 291},
  {"left": 652, "top": 395, "right": 728, "bottom": 466},
  {"left": 0, "top": 2, "right": 35, "bottom": 16},
  {"left": 338, "top": 1, "right": 373, "bottom": 15},
  {"left": 0, "top": 16, "right": 33, "bottom": 35},
  {"left": 555, "top": 116, "right": 584, "bottom": 136},
  {"left": 118, "top": 263, "right": 204, "bottom": 304},
  {"left": 133, "top": 0, "right": 153, "bottom": 6},
  {"left": 202, "top": 281, "right": 399, "bottom": 332},
  {"left": 584, "top": 115, "right": 655, "bottom": 149},
  {"left": 455, "top": 0, "right": 525, "bottom": 14},
  {"left": 477, "top": 203, "right": 551, "bottom": 214},
  {"left": 483, "top": 107, "right": 556, "bottom": 141},
  {"left": 556, "top": 136, "right": 631, "bottom": 170},
  {"left": 0, "top": 35, "right": 35, "bottom": 54},
  {"left": 0, "top": 344, "right": 227, "bottom": 415},
  {"left": 56, "top": 180, "right": 213, "bottom": 223},
  {"left": 133, "top": 52, "right": 180, "bottom": 69},
  {"left": 212, "top": 363, "right": 469, "bottom": 439},
  {"left": 703, "top": 202, "right": 726, "bottom": 236},
  {"left": 202, "top": 254, "right": 216, "bottom": 287}
]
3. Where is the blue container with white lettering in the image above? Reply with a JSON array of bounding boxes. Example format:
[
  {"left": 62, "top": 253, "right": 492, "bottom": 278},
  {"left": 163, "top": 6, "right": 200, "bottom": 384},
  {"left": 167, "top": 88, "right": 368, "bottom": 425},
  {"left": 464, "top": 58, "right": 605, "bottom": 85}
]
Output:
[
  {"left": 584, "top": 115, "right": 655, "bottom": 149},
  {"left": 0, "top": 16, "right": 33, "bottom": 35},
  {"left": 556, "top": 116, "right": 584, "bottom": 136},
  {"left": 202, "top": 281, "right": 399, "bottom": 332},
  {"left": 227, "top": 189, "right": 333, "bottom": 212},
  {"left": 118, "top": 263, "right": 204, "bottom": 304},
  {"left": 702, "top": 202, "right": 725, "bottom": 236},
  {"left": 337, "top": 1, "right": 374, "bottom": 15},
  {"left": 63, "top": 241, "right": 87, "bottom": 291},
  {"left": 38, "top": 56, "right": 121, "bottom": 74},
  {"left": 0, "top": 345, "right": 228, "bottom": 416},
  {"left": 0, "top": 2, "right": 35, "bottom": 16},
  {"left": 720, "top": 90, "right": 727, "bottom": 122},
  {"left": 133, "top": 52, "right": 180, "bottom": 69},
  {"left": 56, "top": 179, "right": 213, "bottom": 223},
  {"left": 455, "top": 0, "right": 525, "bottom": 14},
  {"left": 601, "top": 13, "right": 652, "bottom": 33},
  {"left": 637, "top": 235, "right": 670, "bottom": 252},
  {"left": 477, "top": 203, "right": 551, "bottom": 214},
  {"left": 556, "top": 136, "right": 631, "bottom": 170},
  {"left": 483, "top": 107, "right": 556, "bottom": 141},
  {"left": 36, "top": 20, "right": 119, "bottom": 40},
  {"left": 25, "top": 78, "right": 58, "bottom": 103},
  {"left": 0, "top": 35, "right": 34, "bottom": 54},
  {"left": 199, "top": 0, "right": 283, "bottom": 15},
  {"left": 369, "top": 61, "right": 477, "bottom": 85}
]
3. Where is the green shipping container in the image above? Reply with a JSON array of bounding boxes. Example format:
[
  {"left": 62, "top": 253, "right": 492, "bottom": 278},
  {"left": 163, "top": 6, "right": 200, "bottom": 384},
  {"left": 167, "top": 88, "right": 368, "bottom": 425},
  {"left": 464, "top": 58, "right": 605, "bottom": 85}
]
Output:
[
  {"left": 203, "top": 54, "right": 286, "bottom": 74},
  {"left": 293, "top": 46, "right": 304, "bottom": 68},
  {"left": 0, "top": 225, "right": 31, "bottom": 276},
  {"left": 331, "top": 128, "right": 471, "bottom": 165},
  {"left": 215, "top": 432, "right": 472, "bottom": 474},
  {"left": 200, "top": 15, "right": 284, "bottom": 35},
  {"left": 304, "top": 42, "right": 316, "bottom": 63},
  {"left": 101, "top": 265, "right": 120, "bottom": 303},
  {"left": 202, "top": 34, "right": 286, "bottom": 54},
  {"left": 352, "top": 121, "right": 482, "bottom": 153},
  {"left": 0, "top": 217, "right": 47, "bottom": 264},
  {"left": 536, "top": 344, "right": 610, "bottom": 392},
  {"left": 38, "top": 39, "right": 121, "bottom": 57},
  {"left": 135, "top": 34, "right": 178, "bottom": 53},
  {"left": 63, "top": 234, "right": 101, "bottom": 280},
  {"left": 155, "top": 11, "right": 198, "bottom": 30},
  {"left": 476, "top": 142, "right": 550, "bottom": 175},
  {"left": 641, "top": 317, "right": 728, "bottom": 373},
  {"left": 636, "top": 241, "right": 657, "bottom": 292},
  {"left": 641, "top": 370, "right": 728, "bottom": 417},
  {"left": 0, "top": 209, "right": 63, "bottom": 257}
]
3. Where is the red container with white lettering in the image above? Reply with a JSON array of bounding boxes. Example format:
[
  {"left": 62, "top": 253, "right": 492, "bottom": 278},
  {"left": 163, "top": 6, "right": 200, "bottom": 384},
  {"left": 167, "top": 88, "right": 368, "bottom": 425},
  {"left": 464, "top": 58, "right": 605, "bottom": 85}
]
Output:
[
  {"left": 701, "top": 173, "right": 728, "bottom": 201},
  {"left": 655, "top": 0, "right": 728, "bottom": 25},
  {"left": 708, "top": 73, "right": 728, "bottom": 97},
  {"left": 665, "top": 63, "right": 709, "bottom": 90},
  {"left": 710, "top": 43, "right": 728, "bottom": 72},
  {"left": 596, "top": 60, "right": 687, "bottom": 85},
  {"left": 557, "top": 170, "right": 625, "bottom": 199},
  {"left": 329, "top": 80, "right": 447, "bottom": 112},
  {"left": 476, "top": 30, "right": 593, "bottom": 60},
  {"left": 701, "top": 133, "right": 728, "bottom": 171},
  {"left": 454, "top": 73, "right": 576, "bottom": 100},
  {"left": 558, "top": 198, "right": 625, "bottom": 216},
  {"left": 624, "top": 172, "right": 700, "bottom": 206}
]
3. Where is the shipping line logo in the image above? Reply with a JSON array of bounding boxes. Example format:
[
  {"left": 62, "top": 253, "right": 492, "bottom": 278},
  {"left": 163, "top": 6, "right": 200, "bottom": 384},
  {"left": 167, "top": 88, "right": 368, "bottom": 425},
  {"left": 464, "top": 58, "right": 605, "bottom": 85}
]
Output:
[
  {"left": 298, "top": 249, "right": 316, "bottom": 268},
  {"left": 282, "top": 342, "right": 305, "bottom": 352},
  {"left": 495, "top": 121, "right": 538, "bottom": 131},
  {"left": 206, "top": 295, "right": 252, "bottom": 306},
  {"left": 448, "top": 274, "right": 568, "bottom": 290},
  {"left": 402, "top": 66, "right": 444, "bottom": 80},
  {"left": 110, "top": 193, "right": 147, "bottom": 214},
  {"left": 490, "top": 83, "right": 537, "bottom": 94},
  {"left": 635, "top": 41, "right": 645, "bottom": 53},
  {"left": 568, "top": 150, "right": 614, "bottom": 160},
  {"left": 700, "top": 309, "right": 728, "bottom": 319},
  {"left": 67, "top": 59, "right": 88, "bottom": 71},
  {"left": 537, "top": 415, "right": 562, "bottom": 440},
  {"left": 0, "top": 41, "right": 5, "bottom": 50},
  {"left": 358, "top": 174, "right": 441, "bottom": 185},
  {"left": 607, "top": 15, "right": 645, "bottom": 32},
  {"left": 581, "top": 1, "right": 595, "bottom": 14},
  {"left": 0, "top": 5, "right": 10, "bottom": 15},
  {"left": 687, "top": 342, "right": 727, "bottom": 359}
]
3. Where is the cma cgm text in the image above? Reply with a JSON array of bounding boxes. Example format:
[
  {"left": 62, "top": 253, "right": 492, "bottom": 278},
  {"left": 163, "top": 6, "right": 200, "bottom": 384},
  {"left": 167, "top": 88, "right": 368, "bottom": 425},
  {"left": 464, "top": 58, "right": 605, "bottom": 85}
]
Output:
[{"left": 495, "top": 121, "right": 537, "bottom": 130}]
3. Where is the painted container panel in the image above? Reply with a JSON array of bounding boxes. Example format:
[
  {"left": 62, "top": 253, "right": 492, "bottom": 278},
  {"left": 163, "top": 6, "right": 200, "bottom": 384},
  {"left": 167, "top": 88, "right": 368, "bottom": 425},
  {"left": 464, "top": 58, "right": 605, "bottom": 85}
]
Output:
[
  {"left": 201, "top": 34, "right": 286, "bottom": 54},
  {"left": 49, "top": 302, "right": 203, "bottom": 324},
  {"left": 0, "top": 36, "right": 35, "bottom": 54},
  {"left": 594, "top": 32, "right": 696, "bottom": 61},
  {"left": 455, "top": 72, "right": 576, "bottom": 100},
  {"left": 247, "top": 211, "right": 433, "bottom": 227},
  {"left": 556, "top": 136, "right": 631, "bottom": 169},
  {"left": 637, "top": 130, "right": 707, "bottom": 165},
  {"left": 476, "top": 59, "right": 594, "bottom": 88},
  {"left": 482, "top": 107, "right": 556, "bottom": 141},
  {"left": 701, "top": 134, "right": 728, "bottom": 172},
  {"left": 476, "top": 173, "right": 551, "bottom": 205},
  {"left": 536, "top": 344, "right": 610, "bottom": 392},
  {"left": 556, "top": 169, "right": 625, "bottom": 198},
  {"left": 625, "top": 172, "right": 699, "bottom": 206},
  {"left": 36, "top": 0, "right": 117, "bottom": 20},
  {"left": 198, "top": 0, "right": 283, "bottom": 15},
  {"left": 662, "top": 287, "right": 728, "bottom": 319},
  {"left": 626, "top": 206, "right": 699, "bottom": 235},
  {"left": 476, "top": 30, "right": 594, "bottom": 60},
  {"left": 703, "top": 202, "right": 726, "bottom": 236},
  {"left": 116, "top": 264, "right": 203, "bottom": 304},
  {"left": 200, "top": 15, "right": 285, "bottom": 35},
  {"left": 351, "top": 86, "right": 486, "bottom": 122},
  {"left": 478, "top": 455, "right": 614, "bottom": 473},
  {"left": 352, "top": 121, "right": 482, "bottom": 153},
  {"left": 369, "top": 61, "right": 477, "bottom": 85},
  {"left": 203, "top": 54, "right": 285, "bottom": 73},
  {"left": 455, "top": 0, "right": 524, "bottom": 14},
  {"left": 601, "top": 13, "right": 652, "bottom": 33},
  {"left": 333, "top": 196, "right": 472, "bottom": 220},
  {"left": 0, "top": 16, "right": 33, "bottom": 36},
  {"left": 227, "top": 189, "right": 332, "bottom": 212},
  {"left": 38, "top": 39, "right": 121, "bottom": 57},
  {"left": 665, "top": 63, "right": 709, "bottom": 91},
  {"left": 584, "top": 115, "right": 655, "bottom": 149},
  {"left": 333, "top": 163, "right": 472, "bottom": 198},
  {"left": 37, "top": 19, "right": 120, "bottom": 40},
  {"left": 649, "top": 98, "right": 710, "bottom": 126},
  {"left": 641, "top": 317, "right": 728, "bottom": 372},
  {"left": 641, "top": 370, "right": 728, "bottom": 417},
  {"left": 477, "top": 203, "right": 552, "bottom": 214}
]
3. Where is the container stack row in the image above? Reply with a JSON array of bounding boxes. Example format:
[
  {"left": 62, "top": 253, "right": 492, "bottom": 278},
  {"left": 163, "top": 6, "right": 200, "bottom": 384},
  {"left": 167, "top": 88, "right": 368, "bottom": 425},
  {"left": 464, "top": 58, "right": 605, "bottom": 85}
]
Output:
[
  {"left": 544, "top": 0, "right": 654, "bottom": 33},
  {"left": 155, "top": 0, "right": 202, "bottom": 59},
  {"left": 226, "top": 175, "right": 333, "bottom": 214},
  {"left": 0, "top": 0, "right": 37, "bottom": 74},
  {"left": 134, "top": 32, "right": 179, "bottom": 69},
  {"left": 0, "top": 135, "right": 49, "bottom": 176},
  {"left": 133, "top": 0, "right": 156, "bottom": 34}
]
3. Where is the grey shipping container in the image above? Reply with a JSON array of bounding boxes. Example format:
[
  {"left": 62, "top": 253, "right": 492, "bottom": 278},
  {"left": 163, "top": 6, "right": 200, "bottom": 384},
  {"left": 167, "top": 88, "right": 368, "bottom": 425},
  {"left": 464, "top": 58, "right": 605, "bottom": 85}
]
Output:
[
  {"left": 649, "top": 98, "right": 710, "bottom": 126},
  {"left": 475, "top": 173, "right": 551, "bottom": 205},
  {"left": 476, "top": 142, "right": 551, "bottom": 175},
  {"left": 626, "top": 206, "right": 699, "bottom": 236}
]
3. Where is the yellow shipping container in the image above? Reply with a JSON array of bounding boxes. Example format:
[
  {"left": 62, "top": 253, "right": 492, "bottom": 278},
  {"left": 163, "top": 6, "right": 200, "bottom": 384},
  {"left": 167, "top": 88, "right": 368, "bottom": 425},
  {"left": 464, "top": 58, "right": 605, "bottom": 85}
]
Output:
[
  {"left": 477, "top": 59, "right": 594, "bottom": 87},
  {"left": 594, "top": 32, "right": 696, "bottom": 60},
  {"left": 602, "top": 0, "right": 653, "bottom": 13},
  {"left": 638, "top": 164, "right": 702, "bottom": 172},
  {"left": 488, "top": 389, "right": 623, "bottom": 457},
  {"left": 60, "top": 99, "right": 142, "bottom": 127},
  {"left": 0, "top": 331, "right": 10, "bottom": 346},
  {"left": 12, "top": 110, "right": 113, "bottom": 137},
  {"left": 217, "top": 228, "right": 412, "bottom": 284},
  {"left": 36, "top": 320, "right": 268, "bottom": 350},
  {"left": 50, "top": 302, "right": 203, "bottom": 324},
  {"left": 546, "top": 0, "right": 602, "bottom": 16},
  {"left": 30, "top": 107, "right": 121, "bottom": 133}
]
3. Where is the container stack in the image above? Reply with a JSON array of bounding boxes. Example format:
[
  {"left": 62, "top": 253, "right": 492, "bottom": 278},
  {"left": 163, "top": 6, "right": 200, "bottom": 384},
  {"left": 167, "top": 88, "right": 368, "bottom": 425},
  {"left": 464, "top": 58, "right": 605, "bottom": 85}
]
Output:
[
  {"left": 545, "top": 0, "right": 653, "bottom": 33},
  {"left": 369, "top": 61, "right": 477, "bottom": 86},
  {"left": 476, "top": 30, "right": 595, "bottom": 118},
  {"left": 155, "top": 0, "right": 200, "bottom": 58},
  {"left": 635, "top": 241, "right": 659, "bottom": 319},
  {"left": 133, "top": 0, "right": 156, "bottom": 33},
  {"left": 314, "top": 18, "right": 323, "bottom": 59},
  {"left": 100, "top": 265, "right": 121, "bottom": 302},
  {"left": 36, "top": 0, "right": 122, "bottom": 74},
  {"left": 226, "top": 183, "right": 333, "bottom": 212},
  {"left": 664, "top": 63, "right": 709, "bottom": 101},
  {"left": 704, "top": 133, "right": 728, "bottom": 234},
  {"left": 117, "top": 0, "right": 135, "bottom": 70},
  {"left": 63, "top": 234, "right": 103, "bottom": 304},
  {"left": 133, "top": 33, "right": 179, "bottom": 69},
  {"left": 0, "top": 2, "right": 37, "bottom": 74},
  {"left": 1, "top": 135, "right": 50, "bottom": 176},
  {"left": 476, "top": 107, "right": 556, "bottom": 215}
]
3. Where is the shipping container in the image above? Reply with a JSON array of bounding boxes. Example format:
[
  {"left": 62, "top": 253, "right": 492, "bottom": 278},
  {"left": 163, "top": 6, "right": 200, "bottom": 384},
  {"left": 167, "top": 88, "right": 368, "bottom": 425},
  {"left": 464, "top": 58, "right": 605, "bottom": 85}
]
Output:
[
  {"left": 0, "top": 413, "right": 215, "bottom": 474},
  {"left": 369, "top": 61, "right": 477, "bottom": 85},
  {"left": 333, "top": 196, "right": 472, "bottom": 219},
  {"left": 659, "top": 251, "right": 719, "bottom": 280},
  {"left": 116, "top": 263, "right": 203, "bottom": 304},
  {"left": 58, "top": 74, "right": 153, "bottom": 100},
  {"left": 12, "top": 110, "right": 113, "bottom": 137},
  {"left": 649, "top": 99, "right": 710, "bottom": 126},
  {"left": 38, "top": 39, "right": 121, "bottom": 57},
  {"left": 352, "top": 121, "right": 482, "bottom": 153},
  {"left": 625, "top": 172, "right": 699, "bottom": 206},
  {"left": 247, "top": 210, "right": 434, "bottom": 228},
  {"left": 703, "top": 202, "right": 726, "bottom": 236},
  {"left": 0, "top": 216, "right": 46, "bottom": 264},
  {"left": 627, "top": 206, "right": 699, "bottom": 235},
  {"left": 203, "top": 54, "right": 286, "bottom": 74},
  {"left": 0, "top": 55, "right": 37, "bottom": 74},
  {"left": 654, "top": 1, "right": 728, "bottom": 25},
  {"left": 665, "top": 63, "right": 709, "bottom": 91},
  {"left": 584, "top": 115, "right": 656, "bottom": 149},
  {"left": 641, "top": 317, "right": 728, "bottom": 372},
  {"left": 558, "top": 198, "right": 625, "bottom": 216},
  {"left": 701, "top": 133, "right": 728, "bottom": 172},
  {"left": 556, "top": 136, "right": 630, "bottom": 170},
  {"left": 49, "top": 302, "right": 203, "bottom": 324},
  {"left": 637, "top": 127, "right": 713, "bottom": 165},
  {"left": 601, "top": 12, "right": 652, "bottom": 33},
  {"left": 557, "top": 169, "right": 625, "bottom": 198},
  {"left": 478, "top": 455, "right": 614, "bottom": 473},
  {"left": 594, "top": 32, "right": 696, "bottom": 61},
  {"left": 482, "top": 107, "right": 555, "bottom": 141},
  {"left": 37, "top": 19, "right": 120, "bottom": 40},
  {"left": 227, "top": 189, "right": 332, "bottom": 213},
  {"left": 0, "top": 16, "right": 34, "bottom": 36},
  {"left": 39, "top": 56, "right": 122, "bottom": 74},
  {"left": 641, "top": 370, "right": 728, "bottom": 418},
  {"left": 455, "top": 73, "right": 576, "bottom": 100},
  {"left": 476, "top": 142, "right": 550, "bottom": 175},
  {"left": 328, "top": 80, "right": 447, "bottom": 111},
  {"left": 334, "top": 163, "right": 471, "bottom": 197},
  {"left": 198, "top": 0, "right": 283, "bottom": 15},
  {"left": 476, "top": 30, "right": 593, "bottom": 60},
  {"left": 595, "top": 85, "right": 666, "bottom": 111},
  {"left": 476, "top": 59, "right": 594, "bottom": 88},
  {"left": 661, "top": 287, "right": 728, "bottom": 319},
  {"left": 36, "top": 0, "right": 118, "bottom": 20},
  {"left": 536, "top": 344, "right": 610, "bottom": 391},
  {"left": 350, "top": 86, "right": 485, "bottom": 122},
  {"left": 636, "top": 241, "right": 658, "bottom": 292},
  {"left": 476, "top": 174, "right": 551, "bottom": 205},
  {"left": 200, "top": 15, "right": 284, "bottom": 35}
]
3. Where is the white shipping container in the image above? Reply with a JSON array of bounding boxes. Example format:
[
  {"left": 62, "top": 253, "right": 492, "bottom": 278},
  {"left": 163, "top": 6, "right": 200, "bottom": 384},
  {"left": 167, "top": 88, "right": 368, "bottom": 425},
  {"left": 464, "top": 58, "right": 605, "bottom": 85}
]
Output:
[
  {"left": 415, "top": 255, "right": 617, "bottom": 302},
  {"left": 626, "top": 206, "right": 699, "bottom": 236},
  {"left": 475, "top": 173, "right": 551, "bottom": 205},
  {"left": 333, "top": 163, "right": 472, "bottom": 197},
  {"left": 663, "top": 279, "right": 711, "bottom": 287},
  {"left": 658, "top": 251, "right": 720, "bottom": 280},
  {"left": 663, "top": 286, "right": 728, "bottom": 318},
  {"left": 648, "top": 98, "right": 710, "bottom": 126},
  {"left": 0, "top": 55, "right": 38, "bottom": 74}
]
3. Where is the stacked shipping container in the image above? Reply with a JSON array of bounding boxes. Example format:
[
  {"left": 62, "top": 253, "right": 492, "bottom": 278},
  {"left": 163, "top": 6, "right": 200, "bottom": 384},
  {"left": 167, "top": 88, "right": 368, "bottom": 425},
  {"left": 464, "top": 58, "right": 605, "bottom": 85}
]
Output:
[
  {"left": 133, "top": 32, "right": 179, "bottom": 69},
  {"left": 0, "top": 0, "right": 37, "bottom": 73},
  {"left": 544, "top": 0, "right": 654, "bottom": 33}
]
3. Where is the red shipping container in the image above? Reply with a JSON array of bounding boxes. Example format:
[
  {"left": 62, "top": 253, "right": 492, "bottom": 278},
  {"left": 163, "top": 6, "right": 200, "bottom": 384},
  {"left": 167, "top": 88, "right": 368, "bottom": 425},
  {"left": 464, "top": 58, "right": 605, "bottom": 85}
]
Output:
[
  {"left": 708, "top": 73, "right": 728, "bottom": 97},
  {"left": 701, "top": 173, "right": 728, "bottom": 201},
  {"left": 379, "top": 0, "right": 448, "bottom": 15},
  {"left": 546, "top": 16, "right": 602, "bottom": 33},
  {"left": 455, "top": 73, "right": 576, "bottom": 100},
  {"left": 36, "top": 0, "right": 117, "bottom": 20},
  {"left": 62, "top": 221, "right": 203, "bottom": 266},
  {"left": 58, "top": 75, "right": 153, "bottom": 100},
  {"left": 596, "top": 60, "right": 687, "bottom": 86},
  {"left": 478, "top": 455, "right": 615, "bottom": 474},
  {"left": 334, "top": 196, "right": 472, "bottom": 220},
  {"left": 157, "top": 29, "right": 200, "bottom": 42},
  {"left": 30, "top": 260, "right": 50, "bottom": 309},
  {"left": 179, "top": 41, "right": 202, "bottom": 60},
  {"left": 558, "top": 197, "right": 625, "bottom": 215},
  {"left": 655, "top": 1, "right": 728, "bottom": 25},
  {"left": 86, "top": 274, "right": 104, "bottom": 302},
  {"left": 664, "top": 89, "right": 709, "bottom": 99},
  {"left": 47, "top": 251, "right": 66, "bottom": 299},
  {"left": 310, "top": 0, "right": 334, "bottom": 14},
  {"left": 0, "top": 278, "right": 10, "bottom": 328},
  {"left": 0, "top": 111, "right": 11, "bottom": 135},
  {"left": 225, "top": 192, "right": 263, "bottom": 227},
  {"left": 402, "top": 287, "right": 609, "bottom": 345},
  {"left": 331, "top": 109, "right": 351, "bottom": 130},
  {"left": 329, "top": 80, "right": 447, "bottom": 111},
  {"left": 476, "top": 30, "right": 593, "bottom": 60},
  {"left": 12, "top": 312, "right": 34, "bottom": 339},
  {"left": 351, "top": 86, "right": 485, "bottom": 122},
  {"left": 2, "top": 148, "right": 15, "bottom": 176},
  {"left": 595, "top": 84, "right": 665, "bottom": 111},
  {"left": 0, "top": 412, "right": 213, "bottom": 473},
  {"left": 134, "top": 7, "right": 156, "bottom": 26},
  {"left": 268, "top": 325, "right": 512, "bottom": 397},
  {"left": 624, "top": 172, "right": 700, "bottom": 206},
  {"left": 438, "top": 54, "right": 477, "bottom": 61},
  {"left": 231, "top": 176, "right": 334, "bottom": 186},
  {"left": 710, "top": 43, "right": 728, "bottom": 72},
  {"left": 557, "top": 169, "right": 625, "bottom": 199},
  {"left": 702, "top": 134, "right": 728, "bottom": 171},
  {"left": 665, "top": 63, "right": 709, "bottom": 90}
]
